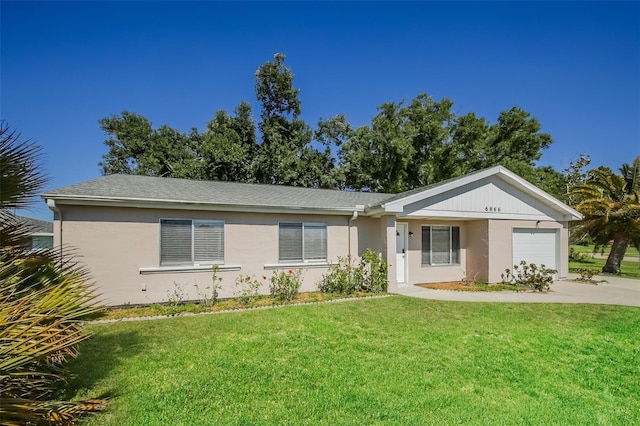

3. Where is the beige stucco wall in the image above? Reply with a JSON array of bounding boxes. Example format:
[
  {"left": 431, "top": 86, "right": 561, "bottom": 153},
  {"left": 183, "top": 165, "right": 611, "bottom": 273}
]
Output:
[
  {"left": 353, "top": 216, "right": 384, "bottom": 256},
  {"left": 52, "top": 203, "right": 571, "bottom": 305},
  {"left": 403, "top": 219, "right": 468, "bottom": 285},
  {"left": 465, "top": 220, "right": 489, "bottom": 282},
  {"left": 394, "top": 218, "right": 570, "bottom": 285},
  {"left": 55, "top": 205, "right": 361, "bottom": 306}
]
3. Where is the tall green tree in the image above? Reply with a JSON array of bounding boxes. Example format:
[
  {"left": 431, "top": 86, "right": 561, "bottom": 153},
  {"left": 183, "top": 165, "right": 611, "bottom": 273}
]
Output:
[
  {"left": 254, "top": 53, "right": 323, "bottom": 186},
  {"left": 339, "top": 94, "right": 455, "bottom": 192},
  {"left": 193, "top": 102, "right": 258, "bottom": 182},
  {"left": 563, "top": 153, "right": 591, "bottom": 205},
  {"left": 97, "top": 54, "right": 560, "bottom": 197},
  {"left": 338, "top": 93, "right": 556, "bottom": 194},
  {"left": 0, "top": 122, "right": 103, "bottom": 424},
  {"left": 485, "top": 107, "right": 552, "bottom": 165},
  {"left": 443, "top": 112, "right": 491, "bottom": 178},
  {"left": 404, "top": 94, "right": 456, "bottom": 187},
  {"left": 340, "top": 101, "right": 414, "bottom": 192},
  {"left": 571, "top": 159, "right": 640, "bottom": 274},
  {"left": 314, "top": 114, "right": 352, "bottom": 189},
  {"left": 99, "top": 111, "right": 198, "bottom": 178}
]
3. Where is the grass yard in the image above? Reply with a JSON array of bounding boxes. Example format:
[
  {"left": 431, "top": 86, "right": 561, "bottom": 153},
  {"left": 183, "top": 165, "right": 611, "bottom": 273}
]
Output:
[
  {"left": 571, "top": 244, "right": 640, "bottom": 258},
  {"left": 65, "top": 297, "right": 639, "bottom": 425},
  {"left": 570, "top": 245, "right": 640, "bottom": 280}
]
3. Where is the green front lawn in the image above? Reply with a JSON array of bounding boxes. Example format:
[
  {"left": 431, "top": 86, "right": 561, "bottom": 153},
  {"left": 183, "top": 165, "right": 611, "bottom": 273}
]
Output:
[
  {"left": 65, "top": 297, "right": 638, "bottom": 425},
  {"left": 570, "top": 258, "right": 640, "bottom": 280},
  {"left": 570, "top": 244, "right": 640, "bottom": 279},
  {"left": 571, "top": 244, "right": 640, "bottom": 257},
  {"left": 569, "top": 252, "right": 640, "bottom": 280}
]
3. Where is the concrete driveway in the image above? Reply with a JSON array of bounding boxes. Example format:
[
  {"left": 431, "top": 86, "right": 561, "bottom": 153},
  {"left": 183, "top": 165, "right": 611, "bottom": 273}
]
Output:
[{"left": 395, "top": 274, "right": 640, "bottom": 307}]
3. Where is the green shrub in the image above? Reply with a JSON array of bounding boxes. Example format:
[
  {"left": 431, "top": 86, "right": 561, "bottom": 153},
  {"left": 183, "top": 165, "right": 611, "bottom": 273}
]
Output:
[
  {"left": 319, "top": 249, "right": 388, "bottom": 294},
  {"left": 569, "top": 247, "right": 591, "bottom": 262},
  {"left": 318, "top": 255, "right": 359, "bottom": 294},
  {"left": 575, "top": 268, "right": 607, "bottom": 284},
  {"left": 576, "top": 268, "right": 595, "bottom": 282},
  {"left": 270, "top": 269, "right": 303, "bottom": 302},
  {"left": 360, "top": 248, "right": 388, "bottom": 293},
  {"left": 501, "top": 261, "right": 557, "bottom": 292},
  {"left": 234, "top": 274, "right": 265, "bottom": 305}
]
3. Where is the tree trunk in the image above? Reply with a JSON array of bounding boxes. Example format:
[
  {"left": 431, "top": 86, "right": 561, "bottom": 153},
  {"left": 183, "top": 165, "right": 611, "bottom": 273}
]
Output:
[{"left": 602, "top": 233, "right": 629, "bottom": 274}]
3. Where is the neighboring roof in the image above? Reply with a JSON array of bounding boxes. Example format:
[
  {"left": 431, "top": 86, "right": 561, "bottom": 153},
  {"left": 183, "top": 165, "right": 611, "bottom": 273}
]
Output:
[
  {"left": 16, "top": 215, "right": 53, "bottom": 234},
  {"left": 43, "top": 174, "right": 392, "bottom": 213}
]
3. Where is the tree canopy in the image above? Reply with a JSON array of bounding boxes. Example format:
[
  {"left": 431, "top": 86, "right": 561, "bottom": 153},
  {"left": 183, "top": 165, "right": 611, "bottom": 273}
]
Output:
[{"left": 99, "top": 53, "right": 564, "bottom": 198}]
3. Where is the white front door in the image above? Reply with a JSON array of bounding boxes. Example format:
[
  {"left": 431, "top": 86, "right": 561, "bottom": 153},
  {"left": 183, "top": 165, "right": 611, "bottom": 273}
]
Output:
[{"left": 396, "top": 223, "right": 407, "bottom": 284}]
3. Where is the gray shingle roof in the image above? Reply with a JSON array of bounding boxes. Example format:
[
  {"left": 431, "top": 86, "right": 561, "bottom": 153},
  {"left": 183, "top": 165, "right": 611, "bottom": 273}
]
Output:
[
  {"left": 16, "top": 215, "right": 53, "bottom": 234},
  {"left": 43, "top": 174, "right": 394, "bottom": 211}
]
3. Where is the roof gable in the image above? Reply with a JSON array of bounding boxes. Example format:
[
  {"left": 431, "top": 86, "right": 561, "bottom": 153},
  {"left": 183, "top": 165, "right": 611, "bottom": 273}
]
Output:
[{"left": 380, "top": 166, "right": 582, "bottom": 221}]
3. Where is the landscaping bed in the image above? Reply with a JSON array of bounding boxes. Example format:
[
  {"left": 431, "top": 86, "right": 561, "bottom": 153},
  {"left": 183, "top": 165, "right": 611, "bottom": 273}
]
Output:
[
  {"left": 417, "top": 281, "right": 531, "bottom": 292},
  {"left": 91, "top": 291, "right": 383, "bottom": 321}
]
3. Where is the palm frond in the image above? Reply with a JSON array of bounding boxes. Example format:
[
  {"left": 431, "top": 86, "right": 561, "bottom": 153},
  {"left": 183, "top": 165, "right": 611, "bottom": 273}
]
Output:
[
  {"left": 0, "top": 122, "right": 47, "bottom": 211},
  {"left": 621, "top": 156, "right": 640, "bottom": 192},
  {"left": 570, "top": 164, "right": 640, "bottom": 273},
  {"left": 1, "top": 122, "right": 104, "bottom": 424}
]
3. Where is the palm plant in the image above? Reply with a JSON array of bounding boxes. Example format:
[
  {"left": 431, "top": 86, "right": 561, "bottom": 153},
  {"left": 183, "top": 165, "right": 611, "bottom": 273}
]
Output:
[
  {"left": 0, "top": 122, "right": 103, "bottom": 424},
  {"left": 570, "top": 158, "right": 640, "bottom": 274}
]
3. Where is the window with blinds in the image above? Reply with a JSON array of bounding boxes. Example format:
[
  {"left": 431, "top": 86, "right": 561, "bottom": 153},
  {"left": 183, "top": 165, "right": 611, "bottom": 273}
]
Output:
[
  {"left": 279, "top": 222, "right": 327, "bottom": 262},
  {"left": 160, "top": 219, "right": 224, "bottom": 266},
  {"left": 421, "top": 225, "right": 460, "bottom": 266}
]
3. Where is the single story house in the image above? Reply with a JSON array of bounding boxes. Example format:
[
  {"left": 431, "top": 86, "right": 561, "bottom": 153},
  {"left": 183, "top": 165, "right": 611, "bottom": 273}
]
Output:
[{"left": 42, "top": 166, "right": 582, "bottom": 306}]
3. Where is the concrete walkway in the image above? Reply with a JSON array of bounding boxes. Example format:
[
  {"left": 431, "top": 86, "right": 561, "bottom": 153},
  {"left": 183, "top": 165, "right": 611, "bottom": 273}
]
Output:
[{"left": 395, "top": 274, "right": 640, "bottom": 307}]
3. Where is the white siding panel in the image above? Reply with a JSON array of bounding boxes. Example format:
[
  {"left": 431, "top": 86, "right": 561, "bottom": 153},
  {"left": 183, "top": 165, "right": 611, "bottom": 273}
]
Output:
[
  {"left": 403, "top": 176, "right": 562, "bottom": 220},
  {"left": 512, "top": 229, "right": 558, "bottom": 273}
]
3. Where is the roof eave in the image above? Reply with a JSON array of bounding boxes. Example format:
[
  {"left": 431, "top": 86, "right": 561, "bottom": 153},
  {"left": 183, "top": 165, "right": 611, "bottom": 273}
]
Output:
[{"left": 42, "top": 194, "right": 367, "bottom": 216}]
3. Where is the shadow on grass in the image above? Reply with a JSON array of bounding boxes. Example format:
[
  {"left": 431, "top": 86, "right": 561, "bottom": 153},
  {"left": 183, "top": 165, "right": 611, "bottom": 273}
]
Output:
[{"left": 58, "top": 328, "right": 143, "bottom": 401}]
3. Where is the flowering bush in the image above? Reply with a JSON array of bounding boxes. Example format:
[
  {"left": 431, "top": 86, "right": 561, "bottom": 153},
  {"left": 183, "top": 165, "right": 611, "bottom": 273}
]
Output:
[
  {"left": 501, "top": 261, "right": 557, "bottom": 292},
  {"left": 360, "top": 248, "right": 388, "bottom": 293},
  {"left": 319, "top": 249, "right": 388, "bottom": 294},
  {"left": 270, "top": 269, "right": 303, "bottom": 302},
  {"left": 318, "top": 256, "right": 359, "bottom": 294},
  {"left": 234, "top": 274, "right": 266, "bottom": 305}
]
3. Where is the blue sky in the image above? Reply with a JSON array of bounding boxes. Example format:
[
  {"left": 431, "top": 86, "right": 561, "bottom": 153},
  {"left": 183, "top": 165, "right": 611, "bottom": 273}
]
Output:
[{"left": 2, "top": 1, "right": 639, "bottom": 221}]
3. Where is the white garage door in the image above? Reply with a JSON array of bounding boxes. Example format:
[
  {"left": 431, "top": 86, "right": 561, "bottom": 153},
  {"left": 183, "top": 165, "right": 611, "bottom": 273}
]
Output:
[{"left": 512, "top": 229, "right": 558, "bottom": 273}]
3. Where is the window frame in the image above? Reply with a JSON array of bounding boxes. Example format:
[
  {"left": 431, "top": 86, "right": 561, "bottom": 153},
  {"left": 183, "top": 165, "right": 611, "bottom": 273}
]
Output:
[
  {"left": 159, "top": 218, "right": 225, "bottom": 266},
  {"left": 278, "top": 221, "right": 327, "bottom": 263},
  {"left": 421, "top": 225, "right": 460, "bottom": 266}
]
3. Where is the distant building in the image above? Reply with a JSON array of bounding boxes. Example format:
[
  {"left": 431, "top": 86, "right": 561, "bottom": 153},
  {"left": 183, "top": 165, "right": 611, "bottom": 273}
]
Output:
[{"left": 17, "top": 215, "right": 54, "bottom": 250}]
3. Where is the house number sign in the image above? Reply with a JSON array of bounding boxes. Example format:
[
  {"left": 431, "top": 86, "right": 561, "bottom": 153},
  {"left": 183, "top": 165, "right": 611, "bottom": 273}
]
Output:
[{"left": 484, "top": 206, "right": 501, "bottom": 212}]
